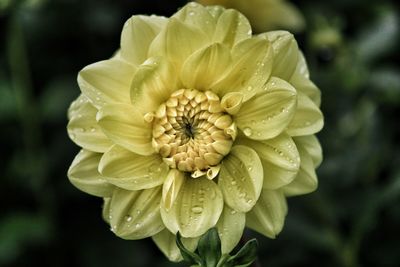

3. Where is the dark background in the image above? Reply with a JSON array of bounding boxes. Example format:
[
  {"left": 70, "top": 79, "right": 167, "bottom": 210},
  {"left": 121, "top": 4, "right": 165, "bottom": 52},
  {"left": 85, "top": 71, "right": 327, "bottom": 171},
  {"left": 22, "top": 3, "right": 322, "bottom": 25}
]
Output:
[{"left": 0, "top": 0, "right": 399, "bottom": 266}]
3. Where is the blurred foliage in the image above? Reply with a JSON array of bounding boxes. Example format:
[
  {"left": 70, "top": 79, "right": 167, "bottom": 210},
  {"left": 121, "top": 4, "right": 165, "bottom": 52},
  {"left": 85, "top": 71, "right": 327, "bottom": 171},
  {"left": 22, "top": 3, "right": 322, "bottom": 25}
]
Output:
[{"left": 0, "top": 0, "right": 399, "bottom": 266}]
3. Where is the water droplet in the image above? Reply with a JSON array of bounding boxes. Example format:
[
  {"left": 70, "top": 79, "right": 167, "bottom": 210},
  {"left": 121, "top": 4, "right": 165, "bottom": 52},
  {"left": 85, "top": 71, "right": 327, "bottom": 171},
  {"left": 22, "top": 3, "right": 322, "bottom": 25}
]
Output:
[
  {"left": 189, "top": 11, "right": 195, "bottom": 16},
  {"left": 90, "top": 127, "right": 96, "bottom": 132},
  {"left": 78, "top": 127, "right": 85, "bottom": 132},
  {"left": 230, "top": 210, "right": 237, "bottom": 215},
  {"left": 247, "top": 29, "right": 252, "bottom": 35},
  {"left": 243, "top": 127, "right": 252, "bottom": 136},
  {"left": 70, "top": 133, "right": 76, "bottom": 140},
  {"left": 108, "top": 214, "right": 112, "bottom": 220},
  {"left": 305, "top": 121, "right": 311, "bottom": 126},
  {"left": 191, "top": 206, "right": 203, "bottom": 214},
  {"left": 135, "top": 223, "right": 141, "bottom": 228},
  {"left": 125, "top": 215, "right": 132, "bottom": 222},
  {"left": 281, "top": 107, "right": 287, "bottom": 113},
  {"left": 239, "top": 192, "right": 246, "bottom": 198},
  {"left": 231, "top": 181, "right": 237, "bottom": 186},
  {"left": 271, "top": 82, "right": 276, "bottom": 86},
  {"left": 247, "top": 85, "right": 253, "bottom": 91},
  {"left": 248, "top": 166, "right": 253, "bottom": 171}
]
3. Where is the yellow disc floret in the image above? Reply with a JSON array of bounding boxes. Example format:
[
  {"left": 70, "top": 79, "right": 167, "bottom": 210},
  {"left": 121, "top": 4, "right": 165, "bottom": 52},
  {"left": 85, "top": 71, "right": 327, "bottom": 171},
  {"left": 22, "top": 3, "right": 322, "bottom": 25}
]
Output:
[{"left": 152, "top": 89, "right": 236, "bottom": 177}]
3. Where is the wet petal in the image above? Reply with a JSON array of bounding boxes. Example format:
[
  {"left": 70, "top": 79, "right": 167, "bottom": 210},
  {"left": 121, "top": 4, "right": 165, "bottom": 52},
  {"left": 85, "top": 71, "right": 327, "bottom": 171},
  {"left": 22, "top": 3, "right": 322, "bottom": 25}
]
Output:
[
  {"left": 286, "top": 92, "right": 323, "bottom": 136},
  {"left": 212, "top": 9, "right": 252, "bottom": 48},
  {"left": 217, "top": 205, "right": 245, "bottom": 254},
  {"left": 161, "top": 176, "right": 223, "bottom": 238},
  {"left": 78, "top": 58, "right": 136, "bottom": 108},
  {"left": 121, "top": 15, "right": 167, "bottom": 65},
  {"left": 236, "top": 77, "right": 297, "bottom": 140},
  {"left": 181, "top": 43, "right": 232, "bottom": 90},
  {"left": 212, "top": 37, "right": 273, "bottom": 101},
  {"left": 282, "top": 139, "right": 318, "bottom": 196},
  {"left": 162, "top": 169, "right": 185, "bottom": 211},
  {"left": 237, "top": 133, "right": 300, "bottom": 189},
  {"left": 152, "top": 229, "right": 199, "bottom": 262},
  {"left": 149, "top": 18, "right": 209, "bottom": 69},
  {"left": 96, "top": 103, "right": 154, "bottom": 156},
  {"left": 294, "top": 135, "right": 323, "bottom": 167},
  {"left": 67, "top": 95, "right": 113, "bottom": 153},
  {"left": 246, "top": 189, "right": 287, "bottom": 238},
  {"left": 99, "top": 145, "right": 168, "bottom": 190},
  {"left": 130, "top": 57, "right": 180, "bottom": 114},
  {"left": 219, "top": 145, "right": 263, "bottom": 212},
  {"left": 109, "top": 187, "right": 164, "bottom": 239},
  {"left": 68, "top": 149, "right": 114, "bottom": 197},
  {"left": 259, "top": 31, "right": 299, "bottom": 80}
]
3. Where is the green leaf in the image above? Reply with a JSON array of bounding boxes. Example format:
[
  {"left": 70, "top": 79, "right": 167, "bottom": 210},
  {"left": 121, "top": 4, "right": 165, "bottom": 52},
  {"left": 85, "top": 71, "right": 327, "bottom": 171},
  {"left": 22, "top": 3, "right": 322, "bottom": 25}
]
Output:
[
  {"left": 198, "top": 228, "right": 222, "bottom": 267},
  {"left": 176, "top": 232, "right": 204, "bottom": 266},
  {"left": 223, "top": 239, "right": 258, "bottom": 267}
]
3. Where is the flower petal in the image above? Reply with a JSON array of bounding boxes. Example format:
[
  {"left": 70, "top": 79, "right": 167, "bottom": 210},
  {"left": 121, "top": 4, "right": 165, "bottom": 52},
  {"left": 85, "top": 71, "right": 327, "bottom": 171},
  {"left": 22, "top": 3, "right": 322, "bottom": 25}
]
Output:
[
  {"left": 286, "top": 92, "right": 323, "bottom": 136},
  {"left": 152, "top": 229, "right": 199, "bottom": 262},
  {"left": 237, "top": 133, "right": 300, "bottom": 190},
  {"left": 219, "top": 145, "right": 263, "bottom": 212},
  {"left": 212, "top": 37, "right": 273, "bottom": 101},
  {"left": 288, "top": 51, "right": 321, "bottom": 107},
  {"left": 78, "top": 58, "right": 136, "bottom": 108},
  {"left": 149, "top": 18, "right": 209, "bottom": 69},
  {"left": 68, "top": 149, "right": 114, "bottom": 197},
  {"left": 235, "top": 77, "right": 297, "bottom": 140},
  {"left": 217, "top": 205, "right": 245, "bottom": 254},
  {"left": 130, "top": 57, "right": 180, "bottom": 114},
  {"left": 67, "top": 95, "right": 113, "bottom": 153},
  {"left": 173, "top": 2, "right": 216, "bottom": 39},
  {"left": 108, "top": 187, "right": 164, "bottom": 239},
  {"left": 181, "top": 43, "right": 232, "bottom": 90},
  {"left": 246, "top": 189, "right": 287, "bottom": 238},
  {"left": 121, "top": 15, "right": 167, "bottom": 65},
  {"left": 282, "top": 139, "right": 318, "bottom": 196},
  {"left": 161, "top": 176, "right": 223, "bottom": 238},
  {"left": 212, "top": 9, "right": 252, "bottom": 48},
  {"left": 259, "top": 31, "right": 299, "bottom": 80},
  {"left": 96, "top": 103, "right": 154, "bottom": 156},
  {"left": 294, "top": 135, "right": 323, "bottom": 167},
  {"left": 102, "top": 197, "right": 112, "bottom": 223},
  {"left": 99, "top": 145, "right": 168, "bottom": 190},
  {"left": 162, "top": 169, "right": 185, "bottom": 211}
]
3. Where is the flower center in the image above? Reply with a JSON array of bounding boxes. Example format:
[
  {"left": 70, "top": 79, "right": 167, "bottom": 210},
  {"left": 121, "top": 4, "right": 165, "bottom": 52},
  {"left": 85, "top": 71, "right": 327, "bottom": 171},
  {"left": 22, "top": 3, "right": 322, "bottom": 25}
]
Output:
[{"left": 152, "top": 89, "right": 237, "bottom": 177}]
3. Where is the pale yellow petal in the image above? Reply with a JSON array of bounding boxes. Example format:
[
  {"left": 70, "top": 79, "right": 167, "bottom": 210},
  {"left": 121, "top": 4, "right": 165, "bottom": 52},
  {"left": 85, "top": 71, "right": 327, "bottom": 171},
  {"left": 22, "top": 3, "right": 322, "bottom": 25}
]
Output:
[
  {"left": 162, "top": 169, "right": 185, "bottom": 211},
  {"left": 219, "top": 145, "right": 263, "bottom": 212},
  {"left": 102, "top": 197, "right": 112, "bottom": 223},
  {"left": 130, "top": 56, "right": 180, "bottom": 114},
  {"left": 67, "top": 95, "right": 113, "bottom": 153},
  {"left": 152, "top": 229, "right": 199, "bottom": 262},
  {"left": 217, "top": 205, "right": 245, "bottom": 254},
  {"left": 282, "top": 140, "right": 318, "bottom": 196},
  {"left": 96, "top": 103, "right": 154, "bottom": 156},
  {"left": 148, "top": 18, "right": 210, "bottom": 69},
  {"left": 99, "top": 145, "right": 168, "bottom": 190},
  {"left": 259, "top": 31, "right": 299, "bottom": 80},
  {"left": 121, "top": 15, "right": 167, "bottom": 65},
  {"left": 235, "top": 77, "right": 297, "bottom": 140},
  {"left": 68, "top": 149, "right": 114, "bottom": 197},
  {"left": 289, "top": 52, "right": 321, "bottom": 107},
  {"left": 173, "top": 2, "right": 216, "bottom": 39},
  {"left": 181, "top": 43, "right": 232, "bottom": 90},
  {"left": 286, "top": 92, "right": 323, "bottom": 136},
  {"left": 161, "top": 176, "right": 223, "bottom": 238},
  {"left": 109, "top": 187, "right": 164, "bottom": 239},
  {"left": 212, "top": 37, "right": 273, "bottom": 101},
  {"left": 78, "top": 58, "right": 136, "bottom": 108},
  {"left": 212, "top": 8, "right": 252, "bottom": 48},
  {"left": 294, "top": 135, "right": 323, "bottom": 167},
  {"left": 246, "top": 189, "right": 287, "bottom": 238},
  {"left": 237, "top": 133, "right": 300, "bottom": 190}
]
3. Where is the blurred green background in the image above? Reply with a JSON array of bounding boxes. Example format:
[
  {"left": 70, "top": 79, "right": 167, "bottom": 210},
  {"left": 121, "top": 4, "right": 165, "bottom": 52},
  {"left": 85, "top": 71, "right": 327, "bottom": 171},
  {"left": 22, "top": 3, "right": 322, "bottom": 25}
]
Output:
[{"left": 0, "top": 0, "right": 399, "bottom": 266}]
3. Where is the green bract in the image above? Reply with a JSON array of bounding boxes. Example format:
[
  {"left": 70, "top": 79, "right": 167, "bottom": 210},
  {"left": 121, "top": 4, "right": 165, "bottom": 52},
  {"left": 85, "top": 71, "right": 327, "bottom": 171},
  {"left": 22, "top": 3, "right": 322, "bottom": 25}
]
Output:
[{"left": 67, "top": 2, "right": 323, "bottom": 262}]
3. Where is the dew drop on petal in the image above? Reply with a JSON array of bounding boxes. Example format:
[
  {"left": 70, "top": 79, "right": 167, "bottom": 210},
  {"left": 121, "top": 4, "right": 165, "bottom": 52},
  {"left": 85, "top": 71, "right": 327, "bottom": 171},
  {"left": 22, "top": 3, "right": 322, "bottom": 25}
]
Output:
[
  {"left": 125, "top": 215, "right": 132, "bottom": 222},
  {"left": 191, "top": 206, "right": 203, "bottom": 214},
  {"left": 243, "top": 127, "right": 252, "bottom": 136}
]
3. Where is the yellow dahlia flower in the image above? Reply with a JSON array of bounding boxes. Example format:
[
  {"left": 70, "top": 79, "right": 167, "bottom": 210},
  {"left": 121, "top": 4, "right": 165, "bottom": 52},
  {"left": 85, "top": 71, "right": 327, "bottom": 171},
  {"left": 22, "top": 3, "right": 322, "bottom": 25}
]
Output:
[
  {"left": 197, "top": 0, "right": 305, "bottom": 33},
  {"left": 67, "top": 2, "right": 322, "bottom": 262}
]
